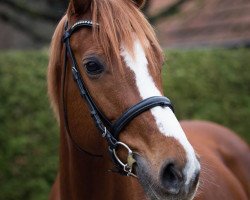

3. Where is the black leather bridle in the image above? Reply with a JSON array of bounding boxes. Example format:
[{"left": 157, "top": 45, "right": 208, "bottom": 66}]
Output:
[{"left": 62, "top": 20, "right": 174, "bottom": 177}]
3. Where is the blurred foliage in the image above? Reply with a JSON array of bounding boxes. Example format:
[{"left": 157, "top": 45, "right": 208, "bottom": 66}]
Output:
[
  {"left": 0, "top": 51, "right": 58, "bottom": 200},
  {"left": 163, "top": 49, "right": 250, "bottom": 142},
  {"left": 0, "top": 49, "right": 249, "bottom": 200}
]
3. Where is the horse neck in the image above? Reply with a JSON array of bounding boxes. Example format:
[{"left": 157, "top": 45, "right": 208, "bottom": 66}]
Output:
[{"left": 58, "top": 123, "right": 144, "bottom": 200}]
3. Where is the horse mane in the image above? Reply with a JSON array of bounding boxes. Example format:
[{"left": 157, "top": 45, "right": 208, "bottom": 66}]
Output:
[
  {"left": 48, "top": 0, "right": 163, "bottom": 122},
  {"left": 91, "top": 0, "right": 163, "bottom": 70},
  {"left": 47, "top": 16, "right": 67, "bottom": 122}
]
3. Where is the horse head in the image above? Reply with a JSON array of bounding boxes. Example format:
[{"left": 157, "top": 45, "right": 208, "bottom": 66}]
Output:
[{"left": 48, "top": 0, "right": 200, "bottom": 199}]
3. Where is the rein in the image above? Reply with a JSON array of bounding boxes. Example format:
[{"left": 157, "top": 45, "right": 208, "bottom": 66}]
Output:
[{"left": 62, "top": 20, "right": 174, "bottom": 177}]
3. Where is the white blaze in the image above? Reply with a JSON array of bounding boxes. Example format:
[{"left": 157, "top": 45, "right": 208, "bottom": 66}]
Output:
[{"left": 120, "top": 40, "right": 200, "bottom": 185}]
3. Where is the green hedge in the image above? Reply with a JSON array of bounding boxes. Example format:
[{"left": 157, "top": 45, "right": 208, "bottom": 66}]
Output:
[
  {"left": 163, "top": 49, "right": 250, "bottom": 141},
  {"left": 0, "top": 51, "right": 58, "bottom": 200},
  {"left": 0, "top": 49, "right": 249, "bottom": 200}
]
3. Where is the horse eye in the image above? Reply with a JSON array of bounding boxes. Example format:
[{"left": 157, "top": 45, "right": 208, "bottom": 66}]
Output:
[{"left": 84, "top": 61, "right": 104, "bottom": 75}]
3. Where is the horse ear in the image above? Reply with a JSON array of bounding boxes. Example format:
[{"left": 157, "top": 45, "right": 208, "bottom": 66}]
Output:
[
  {"left": 133, "top": 0, "right": 146, "bottom": 8},
  {"left": 70, "top": 0, "right": 92, "bottom": 14}
]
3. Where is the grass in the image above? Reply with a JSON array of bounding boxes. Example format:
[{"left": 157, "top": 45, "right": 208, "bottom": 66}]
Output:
[{"left": 0, "top": 49, "right": 249, "bottom": 200}]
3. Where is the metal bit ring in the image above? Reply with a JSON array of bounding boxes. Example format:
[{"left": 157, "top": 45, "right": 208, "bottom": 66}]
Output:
[{"left": 113, "top": 142, "right": 137, "bottom": 177}]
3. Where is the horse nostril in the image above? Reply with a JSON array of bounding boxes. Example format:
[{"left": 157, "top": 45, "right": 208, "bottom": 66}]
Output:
[{"left": 160, "top": 162, "right": 184, "bottom": 195}]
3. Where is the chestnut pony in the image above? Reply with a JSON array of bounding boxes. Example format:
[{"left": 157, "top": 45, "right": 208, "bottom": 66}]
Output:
[{"left": 47, "top": 0, "right": 250, "bottom": 199}]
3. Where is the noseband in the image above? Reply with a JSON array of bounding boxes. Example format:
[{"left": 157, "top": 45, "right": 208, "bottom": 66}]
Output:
[{"left": 62, "top": 20, "right": 174, "bottom": 177}]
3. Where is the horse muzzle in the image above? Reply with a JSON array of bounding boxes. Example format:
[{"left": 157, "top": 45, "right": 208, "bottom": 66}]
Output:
[{"left": 134, "top": 154, "right": 200, "bottom": 200}]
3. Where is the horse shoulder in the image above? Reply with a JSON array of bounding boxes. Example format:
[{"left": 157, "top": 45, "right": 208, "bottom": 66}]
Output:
[{"left": 180, "top": 120, "right": 250, "bottom": 199}]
